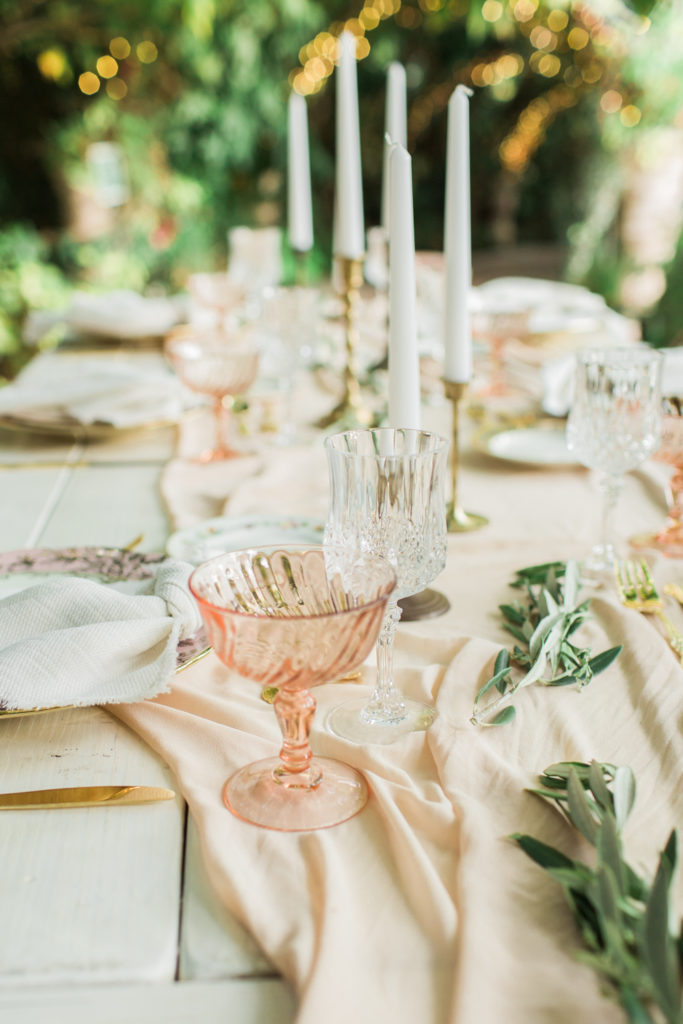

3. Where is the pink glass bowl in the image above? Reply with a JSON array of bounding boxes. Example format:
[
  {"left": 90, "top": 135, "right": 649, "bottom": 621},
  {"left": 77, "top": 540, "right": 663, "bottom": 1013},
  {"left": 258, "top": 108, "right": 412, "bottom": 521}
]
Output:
[{"left": 189, "top": 546, "right": 396, "bottom": 831}]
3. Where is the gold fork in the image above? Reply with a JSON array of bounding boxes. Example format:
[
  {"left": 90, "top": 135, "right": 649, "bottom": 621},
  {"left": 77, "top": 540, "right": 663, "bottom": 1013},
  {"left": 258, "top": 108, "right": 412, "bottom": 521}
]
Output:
[{"left": 615, "top": 558, "right": 683, "bottom": 659}]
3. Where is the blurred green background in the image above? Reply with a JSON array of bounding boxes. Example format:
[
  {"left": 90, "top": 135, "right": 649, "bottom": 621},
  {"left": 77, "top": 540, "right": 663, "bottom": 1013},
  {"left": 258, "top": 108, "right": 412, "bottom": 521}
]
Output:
[{"left": 1, "top": 0, "right": 681, "bottom": 378}]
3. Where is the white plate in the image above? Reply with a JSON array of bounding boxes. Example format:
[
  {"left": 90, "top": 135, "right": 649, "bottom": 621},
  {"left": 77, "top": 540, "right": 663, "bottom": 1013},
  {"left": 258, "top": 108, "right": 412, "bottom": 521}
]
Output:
[
  {"left": 484, "top": 425, "right": 577, "bottom": 467},
  {"left": 166, "top": 514, "right": 326, "bottom": 565}
]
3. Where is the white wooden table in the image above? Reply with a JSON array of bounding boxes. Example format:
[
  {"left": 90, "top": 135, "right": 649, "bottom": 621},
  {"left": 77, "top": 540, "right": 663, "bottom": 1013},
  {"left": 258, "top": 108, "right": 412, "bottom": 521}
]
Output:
[{"left": 0, "top": 368, "right": 296, "bottom": 1023}]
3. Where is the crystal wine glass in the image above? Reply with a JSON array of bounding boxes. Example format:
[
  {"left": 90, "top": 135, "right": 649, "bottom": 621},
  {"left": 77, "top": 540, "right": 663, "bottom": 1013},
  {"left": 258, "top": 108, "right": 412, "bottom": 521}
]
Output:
[
  {"left": 165, "top": 327, "right": 259, "bottom": 462},
  {"left": 631, "top": 395, "right": 683, "bottom": 557},
  {"left": 566, "top": 347, "right": 662, "bottom": 574},
  {"left": 323, "top": 428, "right": 448, "bottom": 744},
  {"left": 189, "top": 545, "right": 396, "bottom": 831}
]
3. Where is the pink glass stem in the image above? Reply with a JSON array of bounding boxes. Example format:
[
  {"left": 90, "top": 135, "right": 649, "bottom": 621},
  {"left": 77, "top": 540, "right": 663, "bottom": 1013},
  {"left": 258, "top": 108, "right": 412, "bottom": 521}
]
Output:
[
  {"left": 210, "top": 396, "right": 236, "bottom": 459},
  {"left": 361, "top": 601, "right": 406, "bottom": 725},
  {"left": 656, "top": 467, "right": 683, "bottom": 543},
  {"left": 272, "top": 687, "right": 322, "bottom": 789}
]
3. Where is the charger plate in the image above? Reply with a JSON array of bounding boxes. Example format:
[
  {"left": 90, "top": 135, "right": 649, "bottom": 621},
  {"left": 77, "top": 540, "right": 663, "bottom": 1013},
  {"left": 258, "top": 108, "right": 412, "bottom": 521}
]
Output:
[
  {"left": 477, "top": 422, "right": 577, "bottom": 468},
  {"left": 0, "top": 546, "right": 209, "bottom": 717}
]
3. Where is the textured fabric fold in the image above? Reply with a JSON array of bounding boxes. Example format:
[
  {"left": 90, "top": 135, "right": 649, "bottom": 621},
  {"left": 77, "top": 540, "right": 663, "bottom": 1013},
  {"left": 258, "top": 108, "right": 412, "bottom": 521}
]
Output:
[
  {"left": 109, "top": 601, "right": 683, "bottom": 1023},
  {"left": 0, "top": 559, "right": 201, "bottom": 709}
]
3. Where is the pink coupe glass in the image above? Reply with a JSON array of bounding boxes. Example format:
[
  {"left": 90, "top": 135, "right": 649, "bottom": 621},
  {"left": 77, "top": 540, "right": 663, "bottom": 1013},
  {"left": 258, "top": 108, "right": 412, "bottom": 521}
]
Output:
[
  {"left": 631, "top": 396, "right": 683, "bottom": 557},
  {"left": 165, "top": 327, "right": 259, "bottom": 461},
  {"left": 189, "top": 546, "right": 396, "bottom": 831}
]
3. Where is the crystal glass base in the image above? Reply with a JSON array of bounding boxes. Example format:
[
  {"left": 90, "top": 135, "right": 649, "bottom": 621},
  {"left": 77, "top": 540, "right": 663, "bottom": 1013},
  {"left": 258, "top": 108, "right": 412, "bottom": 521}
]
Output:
[
  {"left": 326, "top": 696, "right": 436, "bottom": 746},
  {"left": 223, "top": 756, "right": 368, "bottom": 831}
]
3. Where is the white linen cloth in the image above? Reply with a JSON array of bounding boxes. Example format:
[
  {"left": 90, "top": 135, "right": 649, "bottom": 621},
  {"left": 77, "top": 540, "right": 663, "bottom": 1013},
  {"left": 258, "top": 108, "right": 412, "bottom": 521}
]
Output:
[
  {"left": 143, "top": 371, "right": 683, "bottom": 1024},
  {"left": 0, "top": 560, "right": 202, "bottom": 710},
  {"left": 0, "top": 352, "right": 185, "bottom": 428}
]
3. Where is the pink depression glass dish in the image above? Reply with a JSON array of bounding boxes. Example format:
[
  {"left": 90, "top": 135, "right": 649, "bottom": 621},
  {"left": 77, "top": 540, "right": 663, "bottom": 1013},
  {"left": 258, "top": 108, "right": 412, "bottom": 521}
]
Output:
[{"left": 189, "top": 545, "right": 396, "bottom": 831}]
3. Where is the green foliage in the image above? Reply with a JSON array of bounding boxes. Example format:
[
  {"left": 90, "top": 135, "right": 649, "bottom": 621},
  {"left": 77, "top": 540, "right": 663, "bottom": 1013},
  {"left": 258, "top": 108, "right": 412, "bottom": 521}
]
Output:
[
  {"left": 472, "top": 561, "right": 622, "bottom": 726},
  {"left": 0, "top": 224, "right": 71, "bottom": 378},
  {"left": 514, "top": 761, "right": 683, "bottom": 1023}
]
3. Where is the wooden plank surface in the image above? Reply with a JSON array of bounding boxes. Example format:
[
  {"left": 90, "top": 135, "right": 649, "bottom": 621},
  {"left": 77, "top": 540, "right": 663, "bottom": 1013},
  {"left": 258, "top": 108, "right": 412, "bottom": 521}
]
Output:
[
  {"left": 0, "top": 354, "right": 293, "bottom": 1018},
  {"left": 0, "top": 707, "right": 184, "bottom": 985},
  {"left": 0, "top": 979, "right": 296, "bottom": 1024}
]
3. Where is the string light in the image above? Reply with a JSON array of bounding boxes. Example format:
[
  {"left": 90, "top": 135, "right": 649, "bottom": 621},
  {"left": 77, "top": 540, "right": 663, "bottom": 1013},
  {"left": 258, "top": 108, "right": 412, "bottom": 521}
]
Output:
[
  {"left": 109, "top": 37, "right": 131, "bottom": 60},
  {"left": 78, "top": 71, "right": 100, "bottom": 95},
  {"left": 136, "top": 41, "right": 158, "bottom": 64},
  {"left": 96, "top": 55, "right": 118, "bottom": 78}
]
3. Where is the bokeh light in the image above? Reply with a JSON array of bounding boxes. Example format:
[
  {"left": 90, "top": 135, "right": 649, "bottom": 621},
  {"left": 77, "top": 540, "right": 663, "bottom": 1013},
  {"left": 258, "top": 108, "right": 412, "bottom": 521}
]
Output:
[
  {"left": 106, "top": 79, "right": 128, "bottom": 100},
  {"left": 96, "top": 56, "right": 118, "bottom": 78},
  {"left": 109, "top": 37, "right": 131, "bottom": 60},
  {"left": 136, "top": 41, "right": 158, "bottom": 64},
  {"left": 78, "top": 71, "right": 100, "bottom": 95},
  {"left": 600, "top": 89, "right": 623, "bottom": 113}
]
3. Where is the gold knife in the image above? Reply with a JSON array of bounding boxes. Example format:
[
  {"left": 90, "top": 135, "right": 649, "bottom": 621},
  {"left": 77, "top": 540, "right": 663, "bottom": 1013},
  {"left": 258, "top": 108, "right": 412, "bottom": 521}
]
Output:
[{"left": 0, "top": 785, "right": 176, "bottom": 810}]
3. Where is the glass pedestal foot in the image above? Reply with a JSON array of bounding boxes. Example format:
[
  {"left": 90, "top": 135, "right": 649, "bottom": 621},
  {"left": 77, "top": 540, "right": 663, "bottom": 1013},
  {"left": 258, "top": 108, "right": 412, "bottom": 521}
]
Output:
[
  {"left": 223, "top": 756, "right": 368, "bottom": 831},
  {"left": 326, "top": 696, "right": 436, "bottom": 746}
]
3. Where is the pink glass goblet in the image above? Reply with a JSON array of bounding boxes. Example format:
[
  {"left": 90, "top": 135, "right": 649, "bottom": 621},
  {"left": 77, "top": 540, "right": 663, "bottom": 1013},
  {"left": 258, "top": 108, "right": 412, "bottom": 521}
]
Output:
[
  {"left": 189, "top": 546, "right": 396, "bottom": 831},
  {"left": 472, "top": 306, "right": 530, "bottom": 396},
  {"left": 165, "top": 327, "right": 259, "bottom": 461},
  {"left": 631, "top": 396, "right": 683, "bottom": 557}
]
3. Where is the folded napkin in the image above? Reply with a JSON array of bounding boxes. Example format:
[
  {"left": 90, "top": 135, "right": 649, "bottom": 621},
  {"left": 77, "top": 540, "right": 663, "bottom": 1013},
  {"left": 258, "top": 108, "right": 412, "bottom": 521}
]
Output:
[
  {"left": 24, "top": 289, "right": 184, "bottom": 344},
  {"left": 0, "top": 560, "right": 202, "bottom": 711},
  {"left": 0, "top": 353, "right": 185, "bottom": 428}
]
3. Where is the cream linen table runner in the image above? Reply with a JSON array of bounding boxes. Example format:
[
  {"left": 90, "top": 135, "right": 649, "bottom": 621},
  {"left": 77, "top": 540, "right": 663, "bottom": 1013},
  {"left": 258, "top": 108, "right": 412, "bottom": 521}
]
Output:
[{"left": 113, "top": 394, "right": 683, "bottom": 1023}]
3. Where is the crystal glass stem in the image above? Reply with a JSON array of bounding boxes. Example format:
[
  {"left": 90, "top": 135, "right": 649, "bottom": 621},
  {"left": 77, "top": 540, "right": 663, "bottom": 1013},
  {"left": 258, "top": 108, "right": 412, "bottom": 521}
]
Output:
[
  {"left": 590, "top": 471, "right": 622, "bottom": 570},
  {"left": 272, "top": 688, "right": 322, "bottom": 788},
  {"left": 362, "top": 602, "right": 405, "bottom": 724}
]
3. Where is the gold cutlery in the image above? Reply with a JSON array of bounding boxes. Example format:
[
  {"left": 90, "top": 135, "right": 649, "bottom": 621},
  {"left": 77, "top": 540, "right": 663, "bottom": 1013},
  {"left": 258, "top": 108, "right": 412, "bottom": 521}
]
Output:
[
  {"left": 615, "top": 559, "right": 683, "bottom": 659},
  {"left": 0, "top": 785, "right": 175, "bottom": 810}
]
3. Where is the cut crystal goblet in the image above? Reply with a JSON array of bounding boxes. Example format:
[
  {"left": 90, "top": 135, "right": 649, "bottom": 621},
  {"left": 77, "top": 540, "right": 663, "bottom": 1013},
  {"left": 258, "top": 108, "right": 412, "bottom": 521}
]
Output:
[
  {"left": 324, "top": 428, "right": 448, "bottom": 744},
  {"left": 189, "top": 545, "right": 395, "bottom": 831},
  {"left": 566, "top": 346, "right": 662, "bottom": 575}
]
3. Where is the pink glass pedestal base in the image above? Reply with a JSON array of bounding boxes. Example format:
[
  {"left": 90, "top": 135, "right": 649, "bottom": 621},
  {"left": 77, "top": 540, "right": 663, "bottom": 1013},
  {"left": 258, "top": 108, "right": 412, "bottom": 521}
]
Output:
[{"left": 223, "top": 756, "right": 368, "bottom": 831}]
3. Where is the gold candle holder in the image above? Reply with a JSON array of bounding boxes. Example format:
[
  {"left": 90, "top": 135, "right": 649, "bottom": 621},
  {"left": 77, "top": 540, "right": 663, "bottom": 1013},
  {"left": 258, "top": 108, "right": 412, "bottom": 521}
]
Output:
[
  {"left": 316, "top": 255, "right": 374, "bottom": 430},
  {"left": 292, "top": 249, "right": 309, "bottom": 287},
  {"left": 443, "top": 379, "right": 488, "bottom": 533}
]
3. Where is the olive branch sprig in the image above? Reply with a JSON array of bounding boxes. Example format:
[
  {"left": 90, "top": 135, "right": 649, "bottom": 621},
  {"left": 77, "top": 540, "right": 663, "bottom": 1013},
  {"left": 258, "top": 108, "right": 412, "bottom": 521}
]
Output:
[
  {"left": 471, "top": 560, "right": 622, "bottom": 726},
  {"left": 513, "top": 761, "right": 683, "bottom": 1024}
]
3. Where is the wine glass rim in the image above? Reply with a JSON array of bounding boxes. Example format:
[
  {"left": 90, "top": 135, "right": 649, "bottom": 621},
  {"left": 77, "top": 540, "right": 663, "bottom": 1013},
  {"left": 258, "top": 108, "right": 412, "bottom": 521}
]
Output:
[
  {"left": 324, "top": 427, "right": 448, "bottom": 457},
  {"left": 164, "top": 332, "right": 257, "bottom": 356},
  {"left": 576, "top": 345, "right": 662, "bottom": 366},
  {"left": 189, "top": 544, "right": 397, "bottom": 621}
]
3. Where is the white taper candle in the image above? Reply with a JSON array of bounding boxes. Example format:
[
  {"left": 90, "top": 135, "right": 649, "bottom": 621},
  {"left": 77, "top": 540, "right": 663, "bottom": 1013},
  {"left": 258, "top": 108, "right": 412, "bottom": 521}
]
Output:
[
  {"left": 443, "top": 85, "right": 473, "bottom": 383},
  {"left": 287, "top": 92, "right": 313, "bottom": 253},
  {"left": 381, "top": 62, "right": 407, "bottom": 236},
  {"left": 388, "top": 143, "right": 421, "bottom": 429},
  {"left": 333, "top": 31, "right": 365, "bottom": 260}
]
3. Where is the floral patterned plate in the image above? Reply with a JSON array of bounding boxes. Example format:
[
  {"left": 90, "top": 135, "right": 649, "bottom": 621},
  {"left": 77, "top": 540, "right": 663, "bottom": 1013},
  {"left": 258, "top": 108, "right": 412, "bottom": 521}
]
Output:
[{"left": 166, "top": 514, "right": 325, "bottom": 565}]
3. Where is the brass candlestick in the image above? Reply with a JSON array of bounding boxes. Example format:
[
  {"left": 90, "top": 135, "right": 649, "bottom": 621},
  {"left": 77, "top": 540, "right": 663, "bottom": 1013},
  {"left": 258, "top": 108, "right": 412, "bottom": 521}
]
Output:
[
  {"left": 443, "top": 379, "right": 488, "bottom": 533},
  {"left": 293, "top": 249, "right": 309, "bottom": 287},
  {"left": 316, "top": 255, "right": 374, "bottom": 430}
]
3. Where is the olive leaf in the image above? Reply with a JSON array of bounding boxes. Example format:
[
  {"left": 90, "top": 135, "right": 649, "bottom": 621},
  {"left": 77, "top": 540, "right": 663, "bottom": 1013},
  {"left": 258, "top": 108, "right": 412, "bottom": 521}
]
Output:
[
  {"left": 515, "top": 760, "right": 683, "bottom": 1024},
  {"left": 471, "top": 561, "right": 622, "bottom": 726}
]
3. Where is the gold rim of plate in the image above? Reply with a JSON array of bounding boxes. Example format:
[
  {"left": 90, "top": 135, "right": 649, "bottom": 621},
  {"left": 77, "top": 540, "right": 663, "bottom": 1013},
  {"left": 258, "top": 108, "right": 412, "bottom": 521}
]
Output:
[{"left": 0, "top": 412, "right": 173, "bottom": 441}]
